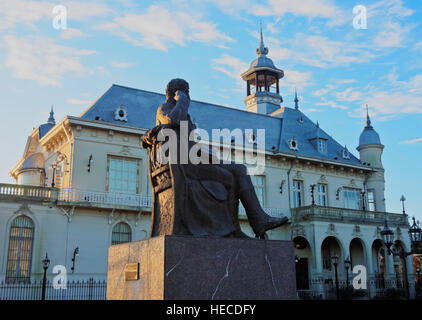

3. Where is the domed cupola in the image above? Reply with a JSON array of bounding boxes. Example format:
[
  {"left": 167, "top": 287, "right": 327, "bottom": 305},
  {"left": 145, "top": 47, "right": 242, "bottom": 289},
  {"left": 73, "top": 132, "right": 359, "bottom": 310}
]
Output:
[
  {"left": 17, "top": 152, "right": 45, "bottom": 186},
  {"left": 241, "top": 22, "right": 284, "bottom": 115},
  {"left": 356, "top": 106, "right": 386, "bottom": 212},
  {"left": 357, "top": 106, "right": 384, "bottom": 169},
  {"left": 358, "top": 109, "right": 381, "bottom": 147}
]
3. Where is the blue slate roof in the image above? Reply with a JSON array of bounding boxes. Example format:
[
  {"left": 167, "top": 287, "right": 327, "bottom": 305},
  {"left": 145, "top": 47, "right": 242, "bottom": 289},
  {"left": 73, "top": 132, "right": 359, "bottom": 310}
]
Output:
[
  {"left": 80, "top": 84, "right": 362, "bottom": 166},
  {"left": 39, "top": 123, "right": 55, "bottom": 139},
  {"left": 276, "top": 107, "right": 361, "bottom": 164},
  {"left": 250, "top": 55, "right": 277, "bottom": 69}
]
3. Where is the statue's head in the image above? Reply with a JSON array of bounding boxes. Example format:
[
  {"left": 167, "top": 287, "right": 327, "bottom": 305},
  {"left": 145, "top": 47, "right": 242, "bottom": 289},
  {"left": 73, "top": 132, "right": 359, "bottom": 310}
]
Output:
[{"left": 165, "top": 78, "right": 189, "bottom": 104}]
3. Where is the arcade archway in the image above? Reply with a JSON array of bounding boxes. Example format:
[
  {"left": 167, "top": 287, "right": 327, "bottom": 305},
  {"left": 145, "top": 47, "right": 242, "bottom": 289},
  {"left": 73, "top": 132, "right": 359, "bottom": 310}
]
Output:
[{"left": 293, "top": 236, "right": 312, "bottom": 290}]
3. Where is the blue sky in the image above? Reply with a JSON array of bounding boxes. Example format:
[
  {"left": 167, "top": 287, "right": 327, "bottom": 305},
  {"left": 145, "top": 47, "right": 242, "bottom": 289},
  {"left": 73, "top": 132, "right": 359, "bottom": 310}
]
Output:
[{"left": 0, "top": 0, "right": 421, "bottom": 222}]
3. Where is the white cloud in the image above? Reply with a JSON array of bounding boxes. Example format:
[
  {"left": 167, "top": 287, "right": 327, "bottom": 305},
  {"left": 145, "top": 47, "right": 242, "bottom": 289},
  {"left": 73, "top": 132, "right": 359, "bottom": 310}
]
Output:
[
  {"left": 254, "top": 0, "right": 415, "bottom": 70},
  {"left": 212, "top": 54, "right": 248, "bottom": 81},
  {"left": 368, "top": 0, "right": 414, "bottom": 48},
  {"left": 0, "top": 0, "right": 110, "bottom": 30},
  {"left": 301, "top": 108, "right": 324, "bottom": 113},
  {"left": 62, "top": 1, "right": 111, "bottom": 20},
  {"left": 269, "top": 34, "right": 376, "bottom": 69},
  {"left": 399, "top": 138, "right": 422, "bottom": 145},
  {"left": 335, "top": 87, "right": 362, "bottom": 102},
  {"left": 336, "top": 79, "right": 357, "bottom": 84},
  {"left": 0, "top": 0, "right": 52, "bottom": 29},
  {"left": 407, "top": 75, "right": 422, "bottom": 94},
  {"left": 316, "top": 98, "right": 349, "bottom": 110},
  {"left": 207, "top": 0, "right": 253, "bottom": 16},
  {"left": 368, "top": 0, "right": 413, "bottom": 19},
  {"left": 313, "top": 84, "right": 335, "bottom": 97},
  {"left": 3, "top": 35, "right": 96, "bottom": 86},
  {"left": 282, "top": 70, "right": 312, "bottom": 89},
  {"left": 249, "top": 0, "right": 346, "bottom": 26},
  {"left": 60, "top": 28, "right": 86, "bottom": 39},
  {"left": 66, "top": 98, "right": 91, "bottom": 105},
  {"left": 366, "top": 91, "right": 422, "bottom": 115},
  {"left": 374, "top": 22, "right": 413, "bottom": 48},
  {"left": 361, "top": 72, "right": 422, "bottom": 117},
  {"left": 95, "top": 5, "right": 233, "bottom": 51}
]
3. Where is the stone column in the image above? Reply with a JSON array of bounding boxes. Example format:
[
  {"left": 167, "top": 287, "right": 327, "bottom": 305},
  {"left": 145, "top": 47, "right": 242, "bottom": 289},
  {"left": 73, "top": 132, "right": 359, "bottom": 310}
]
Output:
[
  {"left": 364, "top": 241, "right": 376, "bottom": 299},
  {"left": 385, "top": 252, "right": 396, "bottom": 287},
  {"left": 311, "top": 225, "right": 325, "bottom": 299},
  {"left": 405, "top": 254, "right": 415, "bottom": 299}
]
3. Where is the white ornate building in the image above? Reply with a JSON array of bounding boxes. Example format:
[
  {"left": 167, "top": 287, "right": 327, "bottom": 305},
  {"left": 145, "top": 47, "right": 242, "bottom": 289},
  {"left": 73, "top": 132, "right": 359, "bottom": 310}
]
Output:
[{"left": 0, "top": 31, "right": 415, "bottom": 299}]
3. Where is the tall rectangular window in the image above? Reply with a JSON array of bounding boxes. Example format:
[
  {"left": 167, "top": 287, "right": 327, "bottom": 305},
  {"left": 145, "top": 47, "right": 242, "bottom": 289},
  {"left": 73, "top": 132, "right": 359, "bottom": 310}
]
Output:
[
  {"left": 317, "top": 183, "right": 328, "bottom": 206},
  {"left": 107, "top": 156, "right": 140, "bottom": 194},
  {"left": 251, "top": 175, "right": 265, "bottom": 206},
  {"left": 367, "top": 189, "right": 376, "bottom": 211},
  {"left": 344, "top": 188, "right": 360, "bottom": 210},
  {"left": 317, "top": 139, "right": 327, "bottom": 153},
  {"left": 293, "top": 180, "right": 303, "bottom": 208},
  {"left": 6, "top": 216, "right": 34, "bottom": 283}
]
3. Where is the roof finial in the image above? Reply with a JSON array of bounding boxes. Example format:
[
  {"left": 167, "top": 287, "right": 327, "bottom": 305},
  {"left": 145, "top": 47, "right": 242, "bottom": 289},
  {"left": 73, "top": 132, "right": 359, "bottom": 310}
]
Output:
[
  {"left": 47, "top": 105, "right": 56, "bottom": 125},
  {"left": 256, "top": 20, "right": 269, "bottom": 56},
  {"left": 294, "top": 88, "right": 299, "bottom": 109},
  {"left": 365, "top": 104, "right": 371, "bottom": 127}
]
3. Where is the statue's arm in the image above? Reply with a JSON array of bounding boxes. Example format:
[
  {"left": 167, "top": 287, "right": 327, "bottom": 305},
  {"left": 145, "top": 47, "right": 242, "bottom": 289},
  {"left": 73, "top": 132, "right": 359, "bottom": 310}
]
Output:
[{"left": 157, "top": 91, "right": 190, "bottom": 126}]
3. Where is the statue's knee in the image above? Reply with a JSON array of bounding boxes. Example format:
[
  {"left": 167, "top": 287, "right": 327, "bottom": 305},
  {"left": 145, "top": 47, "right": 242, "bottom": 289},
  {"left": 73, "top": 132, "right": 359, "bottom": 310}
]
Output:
[{"left": 232, "top": 164, "right": 247, "bottom": 176}]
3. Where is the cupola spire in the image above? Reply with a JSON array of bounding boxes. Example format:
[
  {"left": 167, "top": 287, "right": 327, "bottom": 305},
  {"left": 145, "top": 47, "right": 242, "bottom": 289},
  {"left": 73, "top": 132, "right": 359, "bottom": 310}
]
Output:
[
  {"left": 294, "top": 88, "right": 299, "bottom": 109},
  {"left": 256, "top": 20, "right": 269, "bottom": 56},
  {"left": 47, "top": 105, "right": 56, "bottom": 125},
  {"left": 365, "top": 104, "right": 371, "bottom": 127},
  {"left": 241, "top": 21, "right": 284, "bottom": 115}
]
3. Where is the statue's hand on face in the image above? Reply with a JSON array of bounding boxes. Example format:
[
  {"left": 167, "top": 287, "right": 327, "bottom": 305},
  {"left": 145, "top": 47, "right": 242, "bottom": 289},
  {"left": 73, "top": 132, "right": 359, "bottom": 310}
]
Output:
[{"left": 175, "top": 90, "right": 190, "bottom": 103}]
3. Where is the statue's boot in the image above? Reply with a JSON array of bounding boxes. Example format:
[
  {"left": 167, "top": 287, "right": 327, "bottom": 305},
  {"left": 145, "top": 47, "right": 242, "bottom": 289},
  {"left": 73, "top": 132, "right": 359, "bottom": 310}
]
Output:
[{"left": 239, "top": 186, "right": 289, "bottom": 238}]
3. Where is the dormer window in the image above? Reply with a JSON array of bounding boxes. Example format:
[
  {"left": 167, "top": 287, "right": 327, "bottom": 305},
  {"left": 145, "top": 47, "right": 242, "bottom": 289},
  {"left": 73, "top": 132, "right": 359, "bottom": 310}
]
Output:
[
  {"left": 341, "top": 146, "right": 350, "bottom": 160},
  {"left": 114, "top": 105, "right": 128, "bottom": 122},
  {"left": 317, "top": 139, "right": 327, "bottom": 153},
  {"left": 287, "top": 137, "right": 299, "bottom": 151},
  {"left": 309, "top": 122, "right": 329, "bottom": 154},
  {"left": 247, "top": 131, "right": 257, "bottom": 144}
]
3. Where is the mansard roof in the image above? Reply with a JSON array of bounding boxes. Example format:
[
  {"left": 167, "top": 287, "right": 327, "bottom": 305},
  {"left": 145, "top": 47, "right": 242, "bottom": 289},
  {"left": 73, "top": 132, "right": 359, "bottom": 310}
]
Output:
[{"left": 80, "top": 84, "right": 362, "bottom": 166}]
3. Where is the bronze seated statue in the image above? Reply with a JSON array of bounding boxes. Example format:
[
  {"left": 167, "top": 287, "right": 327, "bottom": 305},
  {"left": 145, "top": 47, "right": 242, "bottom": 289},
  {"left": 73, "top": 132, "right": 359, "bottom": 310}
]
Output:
[{"left": 142, "top": 78, "right": 288, "bottom": 239}]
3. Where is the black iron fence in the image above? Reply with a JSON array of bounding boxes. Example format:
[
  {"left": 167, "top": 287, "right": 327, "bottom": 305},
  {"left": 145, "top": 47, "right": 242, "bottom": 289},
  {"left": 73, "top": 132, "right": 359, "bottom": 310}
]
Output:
[
  {"left": 0, "top": 278, "right": 106, "bottom": 300},
  {"left": 296, "top": 277, "right": 410, "bottom": 300},
  {"left": 0, "top": 277, "right": 416, "bottom": 300}
]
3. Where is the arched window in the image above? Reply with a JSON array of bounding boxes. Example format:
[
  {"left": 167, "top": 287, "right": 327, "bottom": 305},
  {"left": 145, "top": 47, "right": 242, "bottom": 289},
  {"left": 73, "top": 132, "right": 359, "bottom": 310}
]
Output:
[
  {"left": 112, "top": 222, "right": 132, "bottom": 245},
  {"left": 6, "top": 216, "right": 35, "bottom": 283}
]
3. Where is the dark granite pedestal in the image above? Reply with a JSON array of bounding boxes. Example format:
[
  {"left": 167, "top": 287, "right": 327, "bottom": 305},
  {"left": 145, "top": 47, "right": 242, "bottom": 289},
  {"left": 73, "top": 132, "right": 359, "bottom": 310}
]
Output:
[{"left": 107, "top": 235, "right": 297, "bottom": 300}]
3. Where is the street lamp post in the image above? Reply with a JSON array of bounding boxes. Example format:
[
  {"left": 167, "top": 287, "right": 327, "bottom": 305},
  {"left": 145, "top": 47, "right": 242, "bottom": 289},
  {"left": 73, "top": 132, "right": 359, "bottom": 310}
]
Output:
[
  {"left": 380, "top": 216, "right": 422, "bottom": 300},
  {"left": 41, "top": 253, "right": 50, "bottom": 301},
  {"left": 331, "top": 254, "right": 340, "bottom": 300},
  {"left": 400, "top": 195, "right": 406, "bottom": 215},
  {"left": 361, "top": 190, "right": 366, "bottom": 211},
  {"left": 310, "top": 184, "right": 316, "bottom": 205},
  {"left": 344, "top": 256, "right": 351, "bottom": 288},
  {"left": 71, "top": 247, "right": 79, "bottom": 273},
  {"left": 50, "top": 163, "right": 58, "bottom": 188}
]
